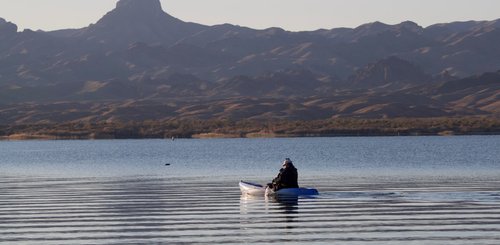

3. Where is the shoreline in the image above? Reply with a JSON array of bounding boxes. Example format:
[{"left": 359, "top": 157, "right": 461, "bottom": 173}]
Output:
[
  {"left": 1, "top": 117, "right": 499, "bottom": 141},
  {"left": 1, "top": 131, "right": 499, "bottom": 141}
]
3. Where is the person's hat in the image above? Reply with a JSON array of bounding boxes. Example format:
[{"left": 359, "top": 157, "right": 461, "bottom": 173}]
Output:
[{"left": 282, "top": 158, "right": 292, "bottom": 166}]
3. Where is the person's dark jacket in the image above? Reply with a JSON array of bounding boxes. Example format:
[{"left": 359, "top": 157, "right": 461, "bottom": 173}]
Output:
[{"left": 272, "top": 164, "right": 299, "bottom": 191}]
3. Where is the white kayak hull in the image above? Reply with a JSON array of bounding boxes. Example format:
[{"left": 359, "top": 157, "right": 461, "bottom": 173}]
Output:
[
  {"left": 239, "top": 181, "right": 266, "bottom": 196},
  {"left": 239, "top": 181, "right": 319, "bottom": 196}
]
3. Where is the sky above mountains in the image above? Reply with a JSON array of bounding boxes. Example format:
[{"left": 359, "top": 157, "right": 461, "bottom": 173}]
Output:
[{"left": 0, "top": 0, "right": 499, "bottom": 31}]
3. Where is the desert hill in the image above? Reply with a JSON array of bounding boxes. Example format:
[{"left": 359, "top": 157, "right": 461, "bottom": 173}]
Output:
[{"left": 0, "top": 0, "right": 499, "bottom": 124}]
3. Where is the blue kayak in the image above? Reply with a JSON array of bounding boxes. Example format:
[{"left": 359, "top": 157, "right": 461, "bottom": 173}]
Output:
[{"left": 239, "top": 181, "right": 319, "bottom": 196}]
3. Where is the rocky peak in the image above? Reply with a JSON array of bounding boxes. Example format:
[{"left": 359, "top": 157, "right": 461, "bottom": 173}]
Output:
[
  {"left": 396, "top": 21, "right": 423, "bottom": 33},
  {"left": 0, "top": 18, "right": 18, "bottom": 35},
  {"left": 351, "top": 21, "right": 392, "bottom": 40},
  {"left": 96, "top": 0, "right": 174, "bottom": 27},
  {"left": 75, "top": 0, "right": 206, "bottom": 48},
  {"left": 355, "top": 21, "right": 391, "bottom": 33},
  {"left": 353, "top": 21, "right": 423, "bottom": 38},
  {"left": 98, "top": 0, "right": 171, "bottom": 24},
  {"left": 115, "top": 0, "right": 164, "bottom": 16}
]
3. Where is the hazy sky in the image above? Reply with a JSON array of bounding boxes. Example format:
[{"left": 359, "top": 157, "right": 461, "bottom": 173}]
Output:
[{"left": 0, "top": 0, "right": 499, "bottom": 32}]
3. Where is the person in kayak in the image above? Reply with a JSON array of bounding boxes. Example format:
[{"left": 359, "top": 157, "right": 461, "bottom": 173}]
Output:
[{"left": 268, "top": 158, "right": 299, "bottom": 191}]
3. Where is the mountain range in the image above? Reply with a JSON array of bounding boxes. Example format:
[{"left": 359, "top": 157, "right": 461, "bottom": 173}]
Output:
[{"left": 0, "top": 0, "right": 499, "bottom": 124}]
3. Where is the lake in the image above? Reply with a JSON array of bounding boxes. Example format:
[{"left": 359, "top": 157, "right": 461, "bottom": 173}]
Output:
[{"left": 1, "top": 136, "right": 500, "bottom": 244}]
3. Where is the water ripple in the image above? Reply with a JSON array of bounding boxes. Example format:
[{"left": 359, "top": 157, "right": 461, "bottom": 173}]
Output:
[{"left": 1, "top": 176, "right": 500, "bottom": 244}]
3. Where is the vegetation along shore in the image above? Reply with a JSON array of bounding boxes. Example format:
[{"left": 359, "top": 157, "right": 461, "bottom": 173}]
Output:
[{"left": 1, "top": 117, "right": 499, "bottom": 140}]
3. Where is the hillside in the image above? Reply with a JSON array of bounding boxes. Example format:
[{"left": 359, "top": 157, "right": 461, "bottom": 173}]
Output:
[{"left": 0, "top": 0, "right": 499, "bottom": 124}]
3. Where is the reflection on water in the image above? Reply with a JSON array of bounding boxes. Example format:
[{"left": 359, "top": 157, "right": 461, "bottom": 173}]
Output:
[
  {"left": 1, "top": 137, "right": 500, "bottom": 244},
  {"left": 274, "top": 195, "right": 300, "bottom": 215},
  {"left": 240, "top": 194, "right": 300, "bottom": 229},
  {"left": 1, "top": 176, "right": 500, "bottom": 244}
]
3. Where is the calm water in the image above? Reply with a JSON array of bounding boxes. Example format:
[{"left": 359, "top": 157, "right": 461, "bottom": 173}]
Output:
[{"left": 1, "top": 136, "right": 500, "bottom": 244}]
